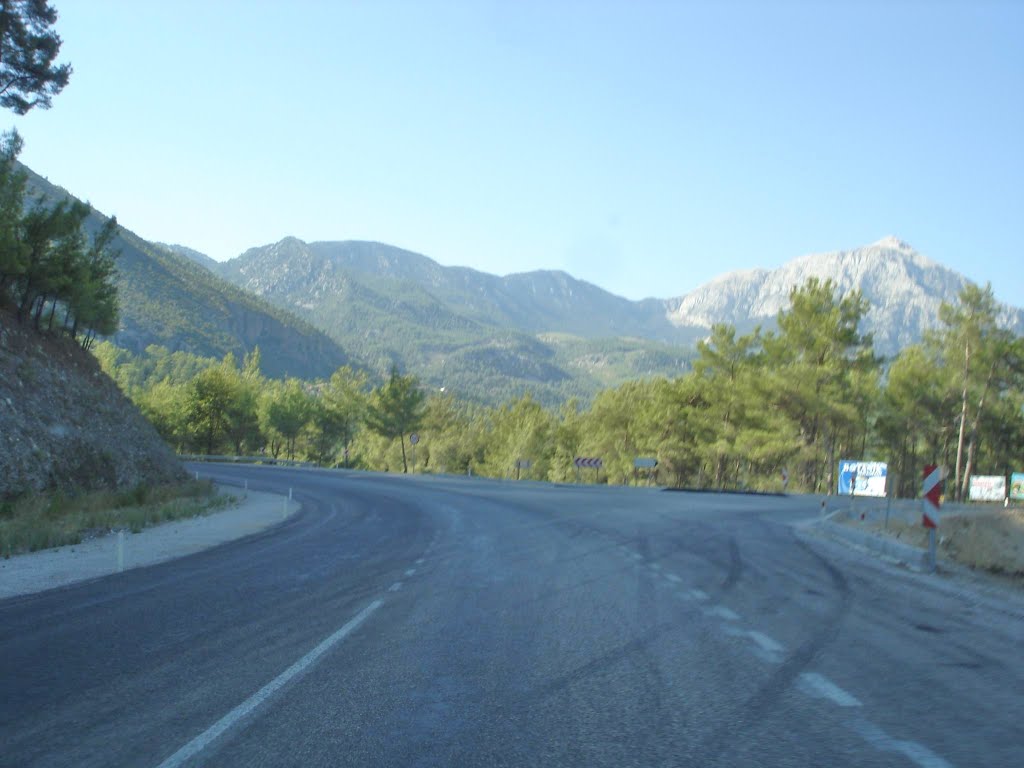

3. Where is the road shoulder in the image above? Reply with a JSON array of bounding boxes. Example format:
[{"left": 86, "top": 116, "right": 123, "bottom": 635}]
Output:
[
  {"left": 0, "top": 487, "right": 299, "bottom": 600},
  {"left": 794, "top": 514, "right": 1024, "bottom": 619}
]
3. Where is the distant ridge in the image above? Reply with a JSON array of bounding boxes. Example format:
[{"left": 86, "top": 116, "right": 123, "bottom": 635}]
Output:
[
  {"left": 14, "top": 159, "right": 1020, "bottom": 402},
  {"left": 665, "top": 237, "right": 1024, "bottom": 353},
  {"left": 215, "top": 235, "right": 1023, "bottom": 369},
  {"left": 18, "top": 165, "right": 351, "bottom": 380}
]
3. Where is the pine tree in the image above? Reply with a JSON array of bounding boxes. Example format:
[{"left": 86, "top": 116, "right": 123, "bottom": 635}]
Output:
[
  {"left": 366, "top": 366, "right": 425, "bottom": 473},
  {"left": 0, "top": 0, "right": 71, "bottom": 114}
]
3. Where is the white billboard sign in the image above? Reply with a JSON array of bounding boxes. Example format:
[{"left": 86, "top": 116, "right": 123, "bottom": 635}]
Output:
[{"left": 969, "top": 475, "right": 1006, "bottom": 502}]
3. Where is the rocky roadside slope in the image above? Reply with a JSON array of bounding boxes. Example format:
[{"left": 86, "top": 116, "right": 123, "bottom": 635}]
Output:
[{"left": 0, "top": 310, "right": 186, "bottom": 498}]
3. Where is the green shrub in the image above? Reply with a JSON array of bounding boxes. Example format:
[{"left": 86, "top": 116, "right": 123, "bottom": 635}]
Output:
[{"left": 0, "top": 480, "right": 232, "bottom": 556}]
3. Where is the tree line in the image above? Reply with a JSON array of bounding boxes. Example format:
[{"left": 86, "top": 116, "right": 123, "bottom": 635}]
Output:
[
  {"left": 96, "top": 279, "right": 1024, "bottom": 499},
  {"left": 0, "top": 3, "right": 118, "bottom": 347},
  {"left": 0, "top": 132, "right": 120, "bottom": 348}
]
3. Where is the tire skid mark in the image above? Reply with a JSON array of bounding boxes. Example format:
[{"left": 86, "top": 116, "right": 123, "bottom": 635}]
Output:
[{"left": 691, "top": 530, "right": 851, "bottom": 764}]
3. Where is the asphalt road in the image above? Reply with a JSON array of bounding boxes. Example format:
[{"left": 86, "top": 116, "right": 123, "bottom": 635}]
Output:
[{"left": 2, "top": 465, "right": 1022, "bottom": 767}]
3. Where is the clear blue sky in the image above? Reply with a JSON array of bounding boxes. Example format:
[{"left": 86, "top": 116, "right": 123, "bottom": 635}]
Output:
[{"left": 12, "top": 0, "right": 1024, "bottom": 304}]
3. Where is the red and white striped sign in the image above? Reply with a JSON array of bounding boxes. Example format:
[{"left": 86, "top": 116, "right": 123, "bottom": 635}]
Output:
[
  {"left": 922, "top": 464, "right": 942, "bottom": 528},
  {"left": 574, "top": 457, "right": 603, "bottom": 469}
]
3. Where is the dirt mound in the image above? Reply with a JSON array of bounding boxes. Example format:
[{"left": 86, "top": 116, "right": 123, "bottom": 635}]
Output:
[{"left": 0, "top": 310, "right": 185, "bottom": 498}]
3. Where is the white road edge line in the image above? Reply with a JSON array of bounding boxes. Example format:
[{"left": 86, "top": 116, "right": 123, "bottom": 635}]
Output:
[
  {"left": 798, "top": 672, "right": 861, "bottom": 707},
  {"left": 154, "top": 599, "right": 383, "bottom": 768}
]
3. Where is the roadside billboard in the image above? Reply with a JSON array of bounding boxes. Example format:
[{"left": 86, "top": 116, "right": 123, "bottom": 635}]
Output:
[
  {"left": 969, "top": 475, "right": 1006, "bottom": 502},
  {"left": 837, "top": 460, "right": 887, "bottom": 497},
  {"left": 1012, "top": 473, "right": 1024, "bottom": 501}
]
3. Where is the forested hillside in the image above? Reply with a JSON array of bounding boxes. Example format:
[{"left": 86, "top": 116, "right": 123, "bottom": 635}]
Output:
[
  {"left": 206, "top": 237, "right": 701, "bottom": 402},
  {"left": 18, "top": 167, "right": 350, "bottom": 380},
  {"left": 100, "top": 279, "right": 1024, "bottom": 500}
]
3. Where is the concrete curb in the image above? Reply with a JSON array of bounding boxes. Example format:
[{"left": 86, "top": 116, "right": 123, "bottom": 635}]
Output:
[
  {"left": 803, "top": 517, "right": 930, "bottom": 572},
  {"left": 0, "top": 488, "right": 300, "bottom": 600}
]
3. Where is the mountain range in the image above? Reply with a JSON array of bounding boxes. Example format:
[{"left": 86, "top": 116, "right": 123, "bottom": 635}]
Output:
[
  {"left": 197, "top": 235, "right": 1022, "bottom": 401},
  {"left": 18, "top": 162, "right": 1023, "bottom": 405},
  {"left": 19, "top": 166, "right": 349, "bottom": 381}
]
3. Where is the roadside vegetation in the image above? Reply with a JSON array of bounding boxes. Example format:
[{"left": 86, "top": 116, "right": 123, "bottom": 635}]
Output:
[
  {"left": 841, "top": 507, "right": 1024, "bottom": 579},
  {"left": 94, "top": 280, "right": 1024, "bottom": 497},
  {"left": 0, "top": 4, "right": 118, "bottom": 350},
  {"left": 0, "top": 480, "right": 234, "bottom": 557}
]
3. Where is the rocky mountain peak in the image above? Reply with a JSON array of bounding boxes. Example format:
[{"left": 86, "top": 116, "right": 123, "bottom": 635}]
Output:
[
  {"left": 870, "top": 235, "right": 915, "bottom": 252},
  {"left": 665, "top": 238, "right": 1022, "bottom": 355}
]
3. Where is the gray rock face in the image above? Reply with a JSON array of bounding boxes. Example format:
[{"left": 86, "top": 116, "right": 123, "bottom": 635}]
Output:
[
  {"left": 0, "top": 312, "right": 186, "bottom": 499},
  {"left": 220, "top": 235, "right": 1021, "bottom": 362},
  {"left": 664, "top": 237, "right": 1023, "bottom": 354}
]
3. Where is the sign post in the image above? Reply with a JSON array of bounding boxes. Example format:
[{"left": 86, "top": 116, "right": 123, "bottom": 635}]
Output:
[
  {"left": 574, "top": 457, "right": 603, "bottom": 484},
  {"left": 922, "top": 464, "right": 943, "bottom": 573},
  {"left": 409, "top": 433, "right": 419, "bottom": 474},
  {"left": 634, "top": 457, "right": 658, "bottom": 486},
  {"left": 515, "top": 458, "right": 531, "bottom": 480}
]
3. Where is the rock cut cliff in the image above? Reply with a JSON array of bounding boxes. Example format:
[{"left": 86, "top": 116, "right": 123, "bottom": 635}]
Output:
[{"left": 0, "top": 311, "right": 186, "bottom": 499}]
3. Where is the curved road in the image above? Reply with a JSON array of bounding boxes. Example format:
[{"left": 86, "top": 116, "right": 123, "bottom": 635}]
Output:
[{"left": 2, "top": 465, "right": 1022, "bottom": 767}]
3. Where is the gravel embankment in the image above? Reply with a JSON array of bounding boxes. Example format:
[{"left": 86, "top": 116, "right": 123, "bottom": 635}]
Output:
[{"left": 0, "top": 489, "right": 298, "bottom": 599}]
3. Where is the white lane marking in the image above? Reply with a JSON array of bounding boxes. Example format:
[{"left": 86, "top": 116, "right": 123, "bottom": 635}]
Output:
[
  {"left": 666, "top": 573, "right": 683, "bottom": 584},
  {"left": 404, "top": 568, "right": 417, "bottom": 577},
  {"left": 650, "top": 562, "right": 662, "bottom": 571},
  {"left": 851, "top": 718, "right": 954, "bottom": 768},
  {"left": 388, "top": 581, "right": 403, "bottom": 592},
  {"left": 721, "top": 626, "right": 784, "bottom": 661},
  {"left": 703, "top": 605, "right": 740, "bottom": 621},
  {"left": 747, "top": 631, "right": 784, "bottom": 654},
  {"left": 415, "top": 558, "right": 424, "bottom": 565},
  {"left": 631, "top": 552, "right": 644, "bottom": 561},
  {"left": 155, "top": 600, "right": 382, "bottom": 768},
  {"left": 687, "top": 588, "right": 709, "bottom": 601},
  {"left": 799, "top": 673, "right": 861, "bottom": 707}
]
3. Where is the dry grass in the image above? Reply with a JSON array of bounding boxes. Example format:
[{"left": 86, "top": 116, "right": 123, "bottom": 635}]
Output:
[
  {"left": 0, "top": 480, "right": 235, "bottom": 557},
  {"left": 843, "top": 508, "right": 1024, "bottom": 577}
]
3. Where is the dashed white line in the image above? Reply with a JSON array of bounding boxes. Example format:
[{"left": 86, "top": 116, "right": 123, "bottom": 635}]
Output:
[
  {"left": 747, "top": 631, "right": 784, "bottom": 654},
  {"left": 154, "top": 600, "right": 382, "bottom": 768},
  {"left": 799, "top": 673, "right": 861, "bottom": 707},
  {"left": 851, "top": 718, "right": 954, "bottom": 768},
  {"left": 415, "top": 558, "right": 424, "bottom": 565},
  {"left": 650, "top": 562, "right": 662, "bottom": 571},
  {"left": 722, "top": 626, "right": 784, "bottom": 661},
  {"left": 388, "top": 581, "right": 403, "bottom": 592},
  {"left": 404, "top": 568, "right": 417, "bottom": 577},
  {"left": 666, "top": 573, "right": 683, "bottom": 584},
  {"left": 703, "top": 605, "right": 740, "bottom": 621},
  {"left": 687, "top": 588, "right": 709, "bottom": 602}
]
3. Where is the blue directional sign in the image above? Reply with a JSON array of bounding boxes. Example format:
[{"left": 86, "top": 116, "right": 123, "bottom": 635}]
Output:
[{"left": 837, "top": 460, "right": 887, "bottom": 497}]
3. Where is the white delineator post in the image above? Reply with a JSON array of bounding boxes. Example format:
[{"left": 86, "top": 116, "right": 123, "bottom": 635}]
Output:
[
  {"left": 117, "top": 530, "right": 125, "bottom": 573},
  {"left": 922, "top": 464, "right": 943, "bottom": 572}
]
